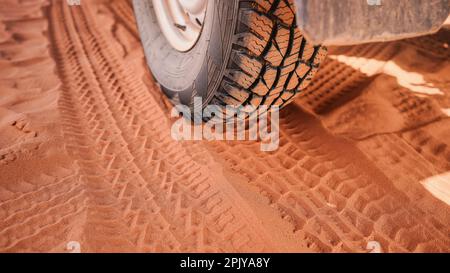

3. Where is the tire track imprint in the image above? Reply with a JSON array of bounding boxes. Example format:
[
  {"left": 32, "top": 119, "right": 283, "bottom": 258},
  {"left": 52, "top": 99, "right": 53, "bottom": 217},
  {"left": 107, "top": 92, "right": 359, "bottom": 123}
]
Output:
[{"left": 48, "top": 0, "right": 275, "bottom": 252}]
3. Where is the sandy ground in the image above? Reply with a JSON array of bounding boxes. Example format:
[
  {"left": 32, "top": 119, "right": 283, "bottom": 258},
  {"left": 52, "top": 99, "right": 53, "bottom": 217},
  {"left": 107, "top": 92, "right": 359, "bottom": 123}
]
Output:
[{"left": 0, "top": 0, "right": 449, "bottom": 253}]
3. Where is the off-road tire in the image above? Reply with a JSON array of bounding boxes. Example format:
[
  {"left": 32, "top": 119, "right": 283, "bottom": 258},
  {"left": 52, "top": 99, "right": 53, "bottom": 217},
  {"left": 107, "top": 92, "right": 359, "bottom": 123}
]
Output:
[{"left": 133, "top": 0, "right": 327, "bottom": 114}]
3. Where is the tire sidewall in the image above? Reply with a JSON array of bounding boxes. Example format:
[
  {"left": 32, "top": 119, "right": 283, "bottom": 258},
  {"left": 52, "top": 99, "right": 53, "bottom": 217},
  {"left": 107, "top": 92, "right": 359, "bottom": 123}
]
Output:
[{"left": 133, "top": 0, "right": 236, "bottom": 108}]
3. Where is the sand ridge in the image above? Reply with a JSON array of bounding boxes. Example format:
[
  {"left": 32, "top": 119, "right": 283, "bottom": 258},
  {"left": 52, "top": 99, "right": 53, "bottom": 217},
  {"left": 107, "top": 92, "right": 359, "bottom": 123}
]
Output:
[{"left": 0, "top": 0, "right": 449, "bottom": 253}]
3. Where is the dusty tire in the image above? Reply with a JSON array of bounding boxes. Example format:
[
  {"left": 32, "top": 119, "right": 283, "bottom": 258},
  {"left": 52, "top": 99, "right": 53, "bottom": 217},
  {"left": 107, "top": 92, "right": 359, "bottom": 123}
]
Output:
[{"left": 133, "top": 0, "right": 327, "bottom": 113}]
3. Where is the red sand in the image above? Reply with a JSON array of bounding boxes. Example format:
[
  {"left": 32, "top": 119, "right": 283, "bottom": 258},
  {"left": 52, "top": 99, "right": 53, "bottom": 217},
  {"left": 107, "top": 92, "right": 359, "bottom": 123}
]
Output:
[{"left": 0, "top": 0, "right": 449, "bottom": 252}]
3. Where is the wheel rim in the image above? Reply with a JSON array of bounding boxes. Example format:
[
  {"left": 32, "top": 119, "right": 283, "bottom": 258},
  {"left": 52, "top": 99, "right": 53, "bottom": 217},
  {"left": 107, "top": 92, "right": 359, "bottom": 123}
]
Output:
[{"left": 152, "top": 0, "right": 207, "bottom": 52}]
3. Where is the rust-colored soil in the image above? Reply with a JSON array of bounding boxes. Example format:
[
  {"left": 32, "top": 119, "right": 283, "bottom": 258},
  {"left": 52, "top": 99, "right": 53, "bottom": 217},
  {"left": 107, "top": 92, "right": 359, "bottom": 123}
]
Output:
[{"left": 0, "top": 0, "right": 449, "bottom": 252}]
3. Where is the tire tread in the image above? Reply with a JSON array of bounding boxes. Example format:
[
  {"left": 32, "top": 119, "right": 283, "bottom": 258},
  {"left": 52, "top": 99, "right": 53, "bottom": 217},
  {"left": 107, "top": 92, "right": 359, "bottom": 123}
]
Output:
[{"left": 213, "top": 0, "right": 327, "bottom": 109}]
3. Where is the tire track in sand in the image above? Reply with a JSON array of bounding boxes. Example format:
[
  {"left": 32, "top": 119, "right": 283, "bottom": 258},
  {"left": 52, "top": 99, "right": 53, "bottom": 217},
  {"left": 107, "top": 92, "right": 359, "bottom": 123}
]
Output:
[
  {"left": 48, "top": 0, "right": 275, "bottom": 252},
  {"left": 0, "top": 0, "right": 87, "bottom": 252},
  {"left": 206, "top": 105, "right": 450, "bottom": 252}
]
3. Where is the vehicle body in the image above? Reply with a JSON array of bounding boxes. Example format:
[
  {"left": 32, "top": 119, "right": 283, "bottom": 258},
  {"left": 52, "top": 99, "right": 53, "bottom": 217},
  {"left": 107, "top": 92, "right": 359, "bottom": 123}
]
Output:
[
  {"left": 132, "top": 0, "right": 450, "bottom": 118},
  {"left": 295, "top": 0, "right": 450, "bottom": 46}
]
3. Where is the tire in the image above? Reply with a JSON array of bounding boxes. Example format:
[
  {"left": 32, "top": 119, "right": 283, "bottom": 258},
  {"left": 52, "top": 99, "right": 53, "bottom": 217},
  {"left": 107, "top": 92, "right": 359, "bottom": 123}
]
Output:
[{"left": 132, "top": 0, "right": 327, "bottom": 114}]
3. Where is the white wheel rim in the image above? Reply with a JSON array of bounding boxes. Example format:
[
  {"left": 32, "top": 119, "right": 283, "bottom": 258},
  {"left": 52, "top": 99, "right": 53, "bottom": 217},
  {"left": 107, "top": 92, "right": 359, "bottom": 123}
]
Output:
[{"left": 152, "top": 0, "right": 207, "bottom": 52}]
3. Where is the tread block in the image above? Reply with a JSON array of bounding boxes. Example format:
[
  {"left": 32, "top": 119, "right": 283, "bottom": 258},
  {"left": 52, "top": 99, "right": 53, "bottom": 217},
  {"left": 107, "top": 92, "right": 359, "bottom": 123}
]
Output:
[{"left": 215, "top": 0, "right": 327, "bottom": 111}]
